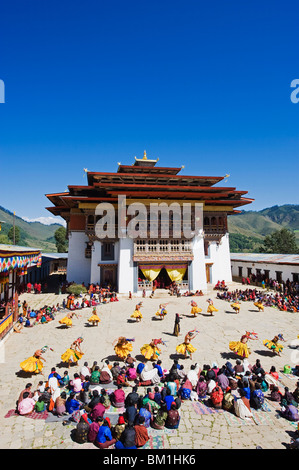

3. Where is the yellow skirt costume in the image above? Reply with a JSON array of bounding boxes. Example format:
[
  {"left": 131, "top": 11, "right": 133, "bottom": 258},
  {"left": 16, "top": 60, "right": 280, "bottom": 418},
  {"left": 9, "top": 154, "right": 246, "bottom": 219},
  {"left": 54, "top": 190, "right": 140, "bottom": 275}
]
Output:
[
  {"left": 207, "top": 305, "right": 218, "bottom": 314},
  {"left": 131, "top": 310, "right": 143, "bottom": 319},
  {"left": 88, "top": 313, "right": 101, "bottom": 323},
  {"left": 59, "top": 316, "right": 72, "bottom": 327},
  {"left": 155, "top": 308, "right": 167, "bottom": 318},
  {"left": 140, "top": 344, "right": 161, "bottom": 361},
  {"left": 114, "top": 341, "right": 133, "bottom": 359},
  {"left": 20, "top": 356, "right": 44, "bottom": 374},
  {"left": 191, "top": 306, "right": 202, "bottom": 315},
  {"left": 231, "top": 303, "right": 240, "bottom": 312},
  {"left": 61, "top": 348, "right": 84, "bottom": 364},
  {"left": 254, "top": 302, "right": 264, "bottom": 311},
  {"left": 263, "top": 339, "right": 283, "bottom": 354},
  {"left": 176, "top": 342, "right": 196, "bottom": 356},
  {"left": 229, "top": 341, "right": 250, "bottom": 358}
]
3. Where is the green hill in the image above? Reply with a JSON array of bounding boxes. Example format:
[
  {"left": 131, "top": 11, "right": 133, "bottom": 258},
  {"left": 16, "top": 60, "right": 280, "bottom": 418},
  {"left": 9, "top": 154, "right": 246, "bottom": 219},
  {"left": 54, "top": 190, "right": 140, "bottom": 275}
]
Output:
[
  {"left": 228, "top": 204, "right": 299, "bottom": 252},
  {"left": 0, "top": 206, "right": 63, "bottom": 251}
]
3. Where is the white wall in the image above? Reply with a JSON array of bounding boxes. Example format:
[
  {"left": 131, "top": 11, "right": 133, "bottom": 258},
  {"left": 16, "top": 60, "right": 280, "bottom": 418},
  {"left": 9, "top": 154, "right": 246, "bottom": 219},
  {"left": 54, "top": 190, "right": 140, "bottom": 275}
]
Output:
[
  {"left": 117, "top": 237, "right": 134, "bottom": 293},
  {"left": 208, "top": 234, "right": 232, "bottom": 284},
  {"left": 231, "top": 260, "right": 299, "bottom": 282},
  {"left": 191, "top": 233, "right": 207, "bottom": 292},
  {"left": 67, "top": 231, "right": 91, "bottom": 285}
]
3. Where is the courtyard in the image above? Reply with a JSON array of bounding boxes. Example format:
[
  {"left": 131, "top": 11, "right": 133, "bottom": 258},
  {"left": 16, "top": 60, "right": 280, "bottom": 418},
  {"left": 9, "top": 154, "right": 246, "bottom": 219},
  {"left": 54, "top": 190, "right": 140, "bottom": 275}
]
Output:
[{"left": 0, "top": 282, "right": 298, "bottom": 450}]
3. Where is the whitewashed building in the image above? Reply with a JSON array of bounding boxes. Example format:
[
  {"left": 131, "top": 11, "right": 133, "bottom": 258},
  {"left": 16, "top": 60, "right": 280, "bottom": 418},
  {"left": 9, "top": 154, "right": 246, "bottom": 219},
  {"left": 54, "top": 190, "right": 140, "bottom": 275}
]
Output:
[
  {"left": 230, "top": 253, "right": 299, "bottom": 284},
  {"left": 46, "top": 153, "right": 253, "bottom": 293}
]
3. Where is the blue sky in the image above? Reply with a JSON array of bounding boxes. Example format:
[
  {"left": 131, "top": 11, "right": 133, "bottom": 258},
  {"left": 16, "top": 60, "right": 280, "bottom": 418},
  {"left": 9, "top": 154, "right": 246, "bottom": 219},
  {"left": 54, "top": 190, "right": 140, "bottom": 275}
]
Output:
[{"left": 0, "top": 0, "right": 298, "bottom": 225}]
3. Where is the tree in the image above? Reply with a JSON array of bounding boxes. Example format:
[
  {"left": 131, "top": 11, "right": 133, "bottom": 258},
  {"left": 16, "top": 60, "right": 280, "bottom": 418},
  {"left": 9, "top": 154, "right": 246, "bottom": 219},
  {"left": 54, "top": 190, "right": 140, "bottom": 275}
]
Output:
[
  {"left": 260, "top": 228, "right": 298, "bottom": 254},
  {"left": 54, "top": 226, "right": 68, "bottom": 253},
  {"left": 8, "top": 226, "right": 21, "bottom": 245}
]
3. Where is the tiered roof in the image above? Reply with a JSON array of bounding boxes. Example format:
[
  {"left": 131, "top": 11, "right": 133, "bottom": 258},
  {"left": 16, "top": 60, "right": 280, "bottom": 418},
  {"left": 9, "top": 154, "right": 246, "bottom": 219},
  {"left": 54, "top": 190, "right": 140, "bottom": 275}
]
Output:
[{"left": 46, "top": 152, "right": 253, "bottom": 219}]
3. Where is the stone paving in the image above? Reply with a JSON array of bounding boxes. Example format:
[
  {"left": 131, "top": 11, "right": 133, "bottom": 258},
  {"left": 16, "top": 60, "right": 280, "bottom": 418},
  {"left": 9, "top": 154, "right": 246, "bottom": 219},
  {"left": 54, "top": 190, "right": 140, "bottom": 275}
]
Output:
[{"left": 0, "top": 282, "right": 299, "bottom": 449}]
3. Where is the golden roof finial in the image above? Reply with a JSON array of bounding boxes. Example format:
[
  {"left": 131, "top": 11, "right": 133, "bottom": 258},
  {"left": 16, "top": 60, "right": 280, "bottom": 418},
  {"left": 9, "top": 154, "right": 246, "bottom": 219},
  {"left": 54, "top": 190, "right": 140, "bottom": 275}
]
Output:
[{"left": 143, "top": 150, "right": 147, "bottom": 160}]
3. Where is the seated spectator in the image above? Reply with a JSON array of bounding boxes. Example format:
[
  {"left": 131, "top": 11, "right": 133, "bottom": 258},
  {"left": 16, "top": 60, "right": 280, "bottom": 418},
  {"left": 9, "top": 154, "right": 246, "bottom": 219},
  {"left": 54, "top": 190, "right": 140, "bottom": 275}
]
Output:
[
  {"left": 125, "top": 386, "right": 139, "bottom": 408},
  {"left": 18, "top": 392, "right": 35, "bottom": 415},
  {"left": 100, "top": 389, "right": 111, "bottom": 409},
  {"left": 86, "top": 390, "right": 100, "bottom": 411},
  {"left": 210, "top": 385, "right": 224, "bottom": 409},
  {"left": 280, "top": 404, "right": 299, "bottom": 422},
  {"left": 216, "top": 367, "right": 229, "bottom": 392},
  {"left": 153, "top": 386, "right": 162, "bottom": 405},
  {"left": 65, "top": 392, "right": 81, "bottom": 415},
  {"left": 110, "top": 385, "right": 126, "bottom": 408},
  {"left": 34, "top": 396, "right": 46, "bottom": 413},
  {"left": 234, "top": 359, "right": 245, "bottom": 376},
  {"left": 178, "top": 379, "right": 192, "bottom": 400},
  {"left": 74, "top": 416, "right": 90, "bottom": 444},
  {"left": 137, "top": 403, "right": 151, "bottom": 428},
  {"left": 165, "top": 403, "right": 180, "bottom": 429},
  {"left": 164, "top": 387, "right": 175, "bottom": 411},
  {"left": 126, "top": 365, "right": 137, "bottom": 381},
  {"left": 250, "top": 383, "right": 264, "bottom": 410},
  {"left": 134, "top": 415, "right": 149, "bottom": 448},
  {"left": 151, "top": 403, "right": 168, "bottom": 430},
  {"left": 222, "top": 387, "right": 235, "bottom": 412},
  {"left": 88, "top": 416, "right": 102, "bottom": 443},
  {"left": 95, "top": 418, "right": 116, "bottom": 449},
  {"left": 196, "top": 376, "right": 208, "bottom": 399},
  {"left": 80, "top": 361, "right": 91, "bottom": 380},
  {"left": 125, "top": 403, "right": 138, "bottom": 425},
  {"left": 70, "top": 373, "right": 82, "bottom": 394},
  {"left": 55, "top": 391, "right": 67, "bottom": 416},
  {"left": 115, "top": 423, "right": 136, "bottom": 449},
  {"left": 90, "top": 366, "right": 101, "bottom": 385},
  {"left": 111, "top": 362, "right": 121, "bottom": 380},
  {"left": 112, "top": 415, "right": 126, "bottom": 440},
  {"left": 234, "top": 389, "right": 253, "bottom": 420},
  {"left": 90, "top": 397, "right": 106, "bottom": 421},
  {"left": 153, "top": 360, "right": 164, "bottom": 379}
]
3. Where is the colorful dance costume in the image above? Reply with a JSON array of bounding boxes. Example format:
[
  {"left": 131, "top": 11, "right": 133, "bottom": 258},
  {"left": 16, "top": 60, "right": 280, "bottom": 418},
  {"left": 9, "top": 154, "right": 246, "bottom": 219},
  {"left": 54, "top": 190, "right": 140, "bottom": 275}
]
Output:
[
  {"left": 131, "top": 303, "right": 143, "bottom": 321},
  {"left": 61, "top": 338, "right": 84, "bottom": 366},
  {"left": 59, "top": 315, "right": 73, "bottom": 327},
  {"left": 176, "top": 331, "right": 198, "bottom": 358},
  {"left": 88, "top": 307, "right": 101, "bottom": 325},
  {"left": 207, "top": 299, "right": 218, "bottom": 315},
  {"left": 231, "top": 302, "right": 240, "bottom": 313},
  {"left": 140, "top": 339, "right": 164, "bottom": 360},
  {"left": 20, "top": 350, "right": 45, "bottom": 374},
  {"left": 114, "top": 337, "right": 134, "bottom": 360},
  {"left": 263, "top": 334, "right": 284, "bottom": 355},
  {"left": 229, "top": 331, "right": 257, "bottom": 358},
  {"left": 191, "top": 301, "right": 202, "bottom": 316},
  {"left": 155, "top": 304, "right": 167, "bottom": 319},
  {"left": 254, "top": 301, "right": 264, "bottom": 312}
]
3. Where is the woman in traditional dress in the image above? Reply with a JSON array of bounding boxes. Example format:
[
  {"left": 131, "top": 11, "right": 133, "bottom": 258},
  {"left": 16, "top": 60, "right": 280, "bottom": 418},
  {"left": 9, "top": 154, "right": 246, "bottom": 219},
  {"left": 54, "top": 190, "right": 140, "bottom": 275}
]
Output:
[
  {"left": 61, "top": 337, "right": 84, "bottom": 368},
  {"left": 113, "top": 336, "right": 134, "bottom": 361},
  {"left": 140, "top": 338, "right": 165, "bottom": 361},
  {"left": 139, "top": 361, "right": 160, "bottom": 384},
  {"left": 254, "top": 300, "right": 264, "bottom": 312},
  {"left": 20, "top": 349, "right": 46, "bottom": 375},
  {"left": 88, "top": 306, "right": 101, "bottom": 326},
  {"left": 190, "top": 301, "right": 202, "bottom": 317},
  {"left": 155, "top": 303, "right": 168, "bottom": 320},
  {"left": 229, "top": 331, "right": 258, "bottom": 358},
  {"left": 263, "top": 334, "right": 285, "bottom": 356},
  {"left": 176, "top": 330, "right": 198, "bottom": 359},
  {"left": 173, "top": 313, "right": 182, "bottom": 337},
  {"left": 231, "top": 300, "right": 241, "bottom": 314},
  {"left": 206, "top": 299, "right": 218, "bottom": 316},
  {"left": 130, "top": 302, "right": 143, "bottom": 322}
]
